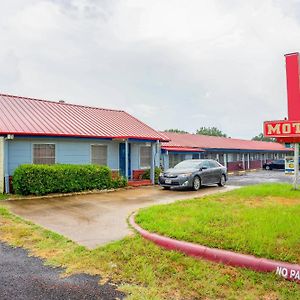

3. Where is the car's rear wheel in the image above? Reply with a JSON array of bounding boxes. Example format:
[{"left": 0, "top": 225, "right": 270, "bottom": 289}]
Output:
[
  {"left": 163, "top": 186, "right": 171, "bottom": 190},
  {"left": 193, "top": 176, "right": 201, "bottom": 191},
  {"left": 218, "top": 174, "right": 226, "bottom": 187},
  {"left": 265, "top": 165, "right": 271, "bottom": 170}
]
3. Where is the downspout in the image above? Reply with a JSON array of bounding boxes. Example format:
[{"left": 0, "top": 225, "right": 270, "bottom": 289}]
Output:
[{"left": 125, "top": 139, "right": 129, "bottom": 180}]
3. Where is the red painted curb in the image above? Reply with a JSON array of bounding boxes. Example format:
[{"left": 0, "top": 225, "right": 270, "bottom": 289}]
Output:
[{"left": 129, "top": 214, "right": 300, "bottom": 283}]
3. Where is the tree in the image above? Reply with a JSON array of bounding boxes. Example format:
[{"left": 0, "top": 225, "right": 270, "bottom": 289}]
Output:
[
  {"left": 252, "top": 133, "right": 276, "bottom": 142},
  {"left": 164, "top": 129, "right": 188, "bottom": 134},
  {"left": 196, "top": 127, "right": 227, "bottom": 137}
]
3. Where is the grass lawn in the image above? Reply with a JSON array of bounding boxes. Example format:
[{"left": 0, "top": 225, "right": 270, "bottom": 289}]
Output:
[
  {"left": 0, "top": 194, "right": 8, "bottom": 201},
  {"left": 0, "top": 194, "right": 300, "bottom": 299},
  {"left": 136, "top": 183, "right": 300, "bottom": 264}
]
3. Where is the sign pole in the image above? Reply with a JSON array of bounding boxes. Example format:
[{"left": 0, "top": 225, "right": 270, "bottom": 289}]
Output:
[{"left": 293, "top": 143, "right": 299, "bottom": 190}]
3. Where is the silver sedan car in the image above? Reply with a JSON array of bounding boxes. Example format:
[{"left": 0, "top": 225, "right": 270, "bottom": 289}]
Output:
[{"left": 159, "top": 159, "right": 227, "bottom": 190}]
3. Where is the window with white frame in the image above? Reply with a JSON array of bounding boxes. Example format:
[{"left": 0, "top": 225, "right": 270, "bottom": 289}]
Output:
[
  {"left": 91, "top": 145, "right": 108, "bottom": 166},
  {"left": 33, "top": 144, "right": 55, "bottom": 164},
  {"left": 140, "top": 146, "right": 151, "bottom": 168},
  {"left": 169, "top": 153, "right": 186, "bottom": 168}
]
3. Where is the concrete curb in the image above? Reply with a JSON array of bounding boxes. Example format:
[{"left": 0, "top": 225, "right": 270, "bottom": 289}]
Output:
[
  {"left": 2, "top": 186, "right": 132, "bottom": 202},
  {"left": 129, "top": 214, "right": 300, "bottom": 283}
]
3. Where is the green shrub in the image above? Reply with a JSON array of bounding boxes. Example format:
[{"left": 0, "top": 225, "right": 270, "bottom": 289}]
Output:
[
  {"left": 111, "top": 176, "right": 128, "bottom": 189},
  {"left": 141, "top": 167, "right": 161, "bottom": 184},
  {"left": 13, "top": 164, "right": 127, "bottom": 196}
]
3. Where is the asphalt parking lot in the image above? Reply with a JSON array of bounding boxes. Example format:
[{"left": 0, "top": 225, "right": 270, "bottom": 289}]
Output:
[
  {"left": 0, "top": 242, "right": 124, "bottom": 300},
  {"left": 227, "top": 169, "right": 293, "bottom": 186}
]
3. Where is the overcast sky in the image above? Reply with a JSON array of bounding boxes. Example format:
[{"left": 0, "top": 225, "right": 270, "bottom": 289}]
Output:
[{"left": 1, "top": 0, "right": 300, "bottom": 139}]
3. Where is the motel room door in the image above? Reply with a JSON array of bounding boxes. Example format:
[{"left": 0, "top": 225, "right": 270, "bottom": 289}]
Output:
[{"left": 119, "top": 143, "right": 131, "bottom": 178}]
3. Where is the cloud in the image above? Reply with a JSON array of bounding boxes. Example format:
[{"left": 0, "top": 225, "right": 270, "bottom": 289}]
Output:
[{"left": 0, "top": 0, "right": 300, "bottom": 138}]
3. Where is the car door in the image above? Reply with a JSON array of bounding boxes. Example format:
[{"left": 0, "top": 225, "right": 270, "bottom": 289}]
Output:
[
  {"left": 200, "top": 160, "right": 211, "bottom": 184},
  {"left": 208, "top": 160, "right": 221, "bottom": 183}
]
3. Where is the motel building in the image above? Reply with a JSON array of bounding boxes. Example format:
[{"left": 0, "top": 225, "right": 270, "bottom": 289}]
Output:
[
  {"left": 0, "top": 93, "right": 292, "bottom": 194},
  {"left": 0, "top": 94, "right": 169, "bottom": 193},
  {"left": 160, "top": 132, "right": 291, "bottom": 171}
]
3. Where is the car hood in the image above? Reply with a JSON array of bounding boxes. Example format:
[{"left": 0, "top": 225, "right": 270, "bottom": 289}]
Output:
[{"left": 164, "top": 168, "right": 197, "bottom": 175}]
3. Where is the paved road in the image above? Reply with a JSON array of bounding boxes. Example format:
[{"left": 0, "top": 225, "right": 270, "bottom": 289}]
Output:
[
  {"left": 1, "top": 185, "right": 236, "bottom": 248},
  {"left": 0, "top": 242, "right": 124, "bottom": 300},
  {"left": 227, "top": 170, "right": 293, "bottom": 186}
]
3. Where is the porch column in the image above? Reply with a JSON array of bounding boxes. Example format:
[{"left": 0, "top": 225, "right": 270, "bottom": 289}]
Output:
[
  {"left": 0, "top": 137, "right": 4, "bottom": 193},
  {"left": 155, "top": 140, "right": 160, "bottom": 167},
  {"left": 150, "top": 142, "right": 155, "bottom": 184},
  {"left": 242, "top": 153, "right": 245, "bottom": 169},
  {"left": 247, "top": 153, "right": 250, "bottom": 170},
  {"left": 125, "top": 139, "right": 129, "bottom": 179}
]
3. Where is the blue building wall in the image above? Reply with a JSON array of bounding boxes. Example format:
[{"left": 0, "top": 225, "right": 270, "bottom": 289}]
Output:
[{"left": 6, "top": 137, "right": 157, "bottom": 176}]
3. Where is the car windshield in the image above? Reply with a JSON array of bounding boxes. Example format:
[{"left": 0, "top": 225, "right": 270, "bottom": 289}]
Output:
[{"left": 174, "top": 160, "right": 200, "bottom": 169}]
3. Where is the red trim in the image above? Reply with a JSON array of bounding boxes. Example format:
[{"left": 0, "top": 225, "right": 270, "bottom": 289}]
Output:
[{"left": 130, "top": 214, "right": 300, "bottom": 283}]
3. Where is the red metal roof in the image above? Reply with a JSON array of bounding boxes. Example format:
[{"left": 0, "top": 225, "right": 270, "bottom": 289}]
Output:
[
  {"left": 161, "top": 132, "right": 291, "bottom": 152},
  {"left": 0, "top": 94, "right": 169, "bottom": 141}
]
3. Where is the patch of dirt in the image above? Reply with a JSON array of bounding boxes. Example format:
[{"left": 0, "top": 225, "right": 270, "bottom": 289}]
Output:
[
  {"left": 220, "top": 267, "right": 239, "bottom": 279},
  {"left": 271, "top": 197, "right": 300, "bottom": 206}
]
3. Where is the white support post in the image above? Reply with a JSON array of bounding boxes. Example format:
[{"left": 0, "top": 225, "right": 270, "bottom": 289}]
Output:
[
  {"left": 242, "top": 154, "right": 245, "bottom": 169},
  {"left": 247, "top": 153, "right": 250, "bottom": 170},
  {"left": 293, "top": 143, "right": 299, "bottom": 190},
  {"left": 150, "top": 143, "right": 155, "bottom": 184},
  {"left": 223, "top": 153, "right": 227, "bottom": 168},
  {"left": 125, "top": 140, "right": 129, "bottom": 180},
  {"left": 0, "top": 137, "right": 4, "bottom": 194}
]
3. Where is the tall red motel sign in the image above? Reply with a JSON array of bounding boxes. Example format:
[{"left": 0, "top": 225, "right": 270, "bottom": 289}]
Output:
[{"left": 264, "top": 52, "right": 300, "bottom": 188}]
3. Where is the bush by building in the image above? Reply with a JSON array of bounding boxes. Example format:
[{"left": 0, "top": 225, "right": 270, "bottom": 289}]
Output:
[
  {"left": 13, "top": 164, "right": 127, "bottom": 196},
  {"left": 141, "top": 167, "right": 161, "bottom": 184}
]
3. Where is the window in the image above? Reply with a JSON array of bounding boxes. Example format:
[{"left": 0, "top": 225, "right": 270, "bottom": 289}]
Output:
[
  {"left": 33, "top": 144, "right": 55, "bottom": 164},
  {"left": 140, "top": 146, "right": 151, "bottom": 168},
  {"left": 209, "top": 160, "right": 220, "bottom": 168},
  {"left": 201, "top": 160, "right": 210, "bottom": 169},
  {"left": 91, "top": 145, "right": 108, "bottom": 166}
]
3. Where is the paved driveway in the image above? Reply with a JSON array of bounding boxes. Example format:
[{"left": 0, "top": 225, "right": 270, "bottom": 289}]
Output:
[{"left": 1, "top": 185, "right": 234, "bottom": 248}]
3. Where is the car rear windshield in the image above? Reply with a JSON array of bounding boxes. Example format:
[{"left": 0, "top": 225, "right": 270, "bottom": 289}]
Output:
[{"left": 174, "top": 160, "right": 200, "bottom": 169}]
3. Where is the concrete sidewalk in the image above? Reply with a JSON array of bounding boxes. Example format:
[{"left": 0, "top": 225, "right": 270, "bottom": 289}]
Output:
[{"left": 1, "top": 185, "right": 236, "bottom": 248}]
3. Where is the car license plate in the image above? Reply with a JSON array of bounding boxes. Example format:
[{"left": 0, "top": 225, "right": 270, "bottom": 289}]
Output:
[{"left": 165, "top": 179, "right": 172, "bottom": 184}]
